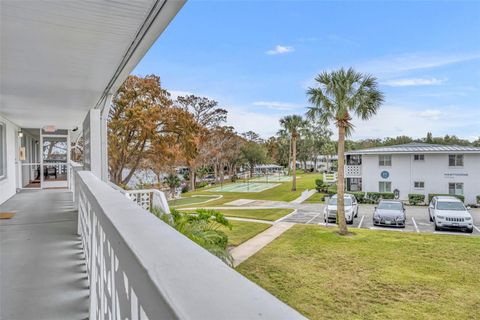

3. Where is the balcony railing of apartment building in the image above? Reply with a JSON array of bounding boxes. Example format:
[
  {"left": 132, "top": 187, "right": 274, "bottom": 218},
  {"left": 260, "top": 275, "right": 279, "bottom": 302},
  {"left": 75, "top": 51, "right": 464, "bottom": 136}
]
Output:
[
  {"left": 345, "top": 165, "right": 362, "bottom": 177},
  {"left": 323, "top": 172, "right": 338, "bottom": 183},
  {"left": 74, "top": 170, "right": 304, "bottom": 319}
]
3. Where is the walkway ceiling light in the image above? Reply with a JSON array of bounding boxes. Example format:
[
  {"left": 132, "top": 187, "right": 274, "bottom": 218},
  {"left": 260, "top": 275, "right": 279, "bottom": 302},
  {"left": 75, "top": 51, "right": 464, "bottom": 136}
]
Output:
[{"left": 43, "top": 125, "right": 56, "bottom": 133}]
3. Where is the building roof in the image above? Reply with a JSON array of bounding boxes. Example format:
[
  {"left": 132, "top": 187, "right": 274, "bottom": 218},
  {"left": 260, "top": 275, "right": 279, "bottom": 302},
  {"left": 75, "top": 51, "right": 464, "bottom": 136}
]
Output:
[{"left": 346, "top": 142, "right": 480, "bottom": 155}]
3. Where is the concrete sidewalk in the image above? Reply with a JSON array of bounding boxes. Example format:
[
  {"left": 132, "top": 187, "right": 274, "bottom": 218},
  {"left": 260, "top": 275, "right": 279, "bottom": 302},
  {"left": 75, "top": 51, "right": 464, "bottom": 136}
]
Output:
[
  {"left": 230, "top": 222, "right": 295, "bottom": 267},
  {"left": 290, "top": 189, "right": 317, "bottom": 204},
  {"left": 0, "top": 189, "right": 89, "bottom": 320}
]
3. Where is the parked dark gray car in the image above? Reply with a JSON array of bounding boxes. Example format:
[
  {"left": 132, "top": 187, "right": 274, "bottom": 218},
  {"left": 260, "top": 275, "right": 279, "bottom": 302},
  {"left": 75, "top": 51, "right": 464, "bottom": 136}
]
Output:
[{"left": 373, "top": 200, "right": 406, "bottom": 228}]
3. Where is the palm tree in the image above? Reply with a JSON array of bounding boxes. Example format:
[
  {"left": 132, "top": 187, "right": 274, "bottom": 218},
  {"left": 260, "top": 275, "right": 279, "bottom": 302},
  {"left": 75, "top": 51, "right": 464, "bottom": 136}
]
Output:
[
  {"left": 321, "top": 142, "right": 336, "bottom": 172},
  {"left": 280, "top": 115, "right": 307, "bottom": 191},
  {"left": 164, "top": 173, "right": 181, "bottom": 199},
  {"left": 157, "top": 208, "right": 233, "bottom": 265},
  {"left": 306, "top": 68, "right": 384, "bottom": 235}
]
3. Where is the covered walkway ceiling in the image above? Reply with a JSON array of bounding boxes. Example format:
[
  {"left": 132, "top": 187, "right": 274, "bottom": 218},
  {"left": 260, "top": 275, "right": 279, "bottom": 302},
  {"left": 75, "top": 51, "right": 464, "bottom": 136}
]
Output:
[{"left": 0, "top": 0, "right": 185, "bottom": 129}]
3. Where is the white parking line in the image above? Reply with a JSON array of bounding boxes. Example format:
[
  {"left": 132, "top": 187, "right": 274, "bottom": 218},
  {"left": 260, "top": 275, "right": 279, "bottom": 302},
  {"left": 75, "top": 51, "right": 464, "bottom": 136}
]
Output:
[
  {"left": 358, "top": 215, "right": 365, "bottom": 228},
  {"left": 306, "top": 212, "right": 322, "bottom": 224},
  {"left": 474, "top": 225, "right": 480, "bottom": 233},
  {"left": 411, "top": 217, "right": 420, "bottom": 233}
]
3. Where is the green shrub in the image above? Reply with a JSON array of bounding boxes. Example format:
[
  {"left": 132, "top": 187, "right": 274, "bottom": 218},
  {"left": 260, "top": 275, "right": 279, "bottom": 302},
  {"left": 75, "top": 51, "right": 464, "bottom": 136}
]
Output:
[
  {"left": 428, "top": 194, "right": 465, "bottom": 203},
  {"left": 366, "top": 192, "right": 395, "bottom": 203},
  {"left": 195, "top": 181, "right": 209, "bottom": 189},
  {"left": 408, "top": 193, "right": 425, "bottom": 205},
  {"left": 350, "top": 192, "right": 366, "bottom": 203},
  {"left": 477, "top": 195, "right": 480, "bottom": 204},
  {"left": 231, "top": 174, "right": 238, "bottom": 182},
  {"left": 315, "top": 179, "right": 329, "bottom": 193}
]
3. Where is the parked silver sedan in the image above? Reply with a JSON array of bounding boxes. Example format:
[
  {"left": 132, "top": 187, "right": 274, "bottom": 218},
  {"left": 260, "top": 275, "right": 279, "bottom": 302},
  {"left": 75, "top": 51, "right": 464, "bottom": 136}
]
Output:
[{"left": 373, "top": 200, "right": 406, "bottom": 228}]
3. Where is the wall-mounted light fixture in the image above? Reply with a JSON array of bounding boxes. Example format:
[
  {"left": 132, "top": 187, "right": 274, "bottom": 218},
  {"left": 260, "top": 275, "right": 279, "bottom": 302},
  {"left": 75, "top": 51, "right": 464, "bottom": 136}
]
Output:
[{"left": 18, "top": 132, "right": 23, "bottom": 138}]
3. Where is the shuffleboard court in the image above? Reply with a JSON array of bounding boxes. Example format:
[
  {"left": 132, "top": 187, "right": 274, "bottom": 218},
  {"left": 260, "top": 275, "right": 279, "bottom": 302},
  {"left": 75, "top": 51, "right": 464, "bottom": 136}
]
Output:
[
  {"left": 250, "top": 175, "right": 293, "bottom": 182},
  {"left": 207, "top": 182, "right": 280, "bottom": 193}
]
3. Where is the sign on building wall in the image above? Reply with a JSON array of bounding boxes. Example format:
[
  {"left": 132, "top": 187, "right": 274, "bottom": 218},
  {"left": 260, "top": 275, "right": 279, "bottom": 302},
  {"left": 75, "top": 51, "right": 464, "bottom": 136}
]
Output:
[{"left": 381, "top": 171, "right": 389, "bottom": 179}]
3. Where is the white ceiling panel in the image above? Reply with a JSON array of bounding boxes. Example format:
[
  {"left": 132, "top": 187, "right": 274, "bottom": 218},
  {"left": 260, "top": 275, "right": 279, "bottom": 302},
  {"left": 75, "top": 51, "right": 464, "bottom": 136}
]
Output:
[{"left": 0, "top": 0, "right": 185, "bottom": 129}]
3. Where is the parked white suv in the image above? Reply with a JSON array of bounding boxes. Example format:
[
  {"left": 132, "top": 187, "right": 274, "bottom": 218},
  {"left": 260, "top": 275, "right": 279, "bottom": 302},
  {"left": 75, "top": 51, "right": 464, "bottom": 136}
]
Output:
[
  {"left": 428, "top": 196, "right": 474, "bottom": 233},
  {"left": 324, "top": 194, "right": 359, "bottom": 224}
]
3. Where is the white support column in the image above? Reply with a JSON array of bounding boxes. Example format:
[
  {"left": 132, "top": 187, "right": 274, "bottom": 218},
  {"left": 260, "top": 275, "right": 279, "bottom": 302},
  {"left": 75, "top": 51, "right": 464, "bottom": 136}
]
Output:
[
  {"left": 82, "top": 109, "right": 102, "bottom": 178},
  {"left": 82, "top": 94, "right": 112, "bottom": 181},
  {"left": 100, "top": 94, "right": 113, "bottom": 182}
]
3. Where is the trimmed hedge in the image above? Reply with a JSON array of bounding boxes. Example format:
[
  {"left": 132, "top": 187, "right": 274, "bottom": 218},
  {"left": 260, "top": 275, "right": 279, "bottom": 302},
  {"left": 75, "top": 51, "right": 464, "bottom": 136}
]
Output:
[
  {"left": 350, "top": 192, "right": 366, "bottom": 204},
  {"left": 408, "top": 193, "right": 425, "bottom": 205},
  {"left": 366, "top": 192, "right": 395, "bottom": 203},
  {"left": 428, "top": 193, "right": 465, "bottom": 203}
]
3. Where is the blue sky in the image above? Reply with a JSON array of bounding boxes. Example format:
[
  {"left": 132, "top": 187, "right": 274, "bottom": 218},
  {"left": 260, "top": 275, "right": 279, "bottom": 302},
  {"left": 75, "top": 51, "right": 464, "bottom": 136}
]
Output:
[{"left": 134, "top": 0, "right": 480, "bottom": 140}]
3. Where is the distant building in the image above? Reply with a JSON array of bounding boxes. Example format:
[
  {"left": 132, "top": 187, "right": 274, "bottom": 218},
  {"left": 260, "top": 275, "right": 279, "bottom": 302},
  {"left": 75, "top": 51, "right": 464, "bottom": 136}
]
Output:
[
  {"left": 344, "top": 143, "right": 480, "bottom": 204},
  {"left": 297, "top": 155, "right": 338, "bottom": 172},
  {"left": 254, "top": 164, "right": 284, "bottom": 175}
]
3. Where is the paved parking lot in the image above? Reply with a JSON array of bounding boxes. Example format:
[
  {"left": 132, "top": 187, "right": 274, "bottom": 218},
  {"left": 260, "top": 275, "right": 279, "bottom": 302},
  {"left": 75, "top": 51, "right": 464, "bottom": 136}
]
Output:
[{"left": 281, "top": 204, "right": 480, "bottom": 236}]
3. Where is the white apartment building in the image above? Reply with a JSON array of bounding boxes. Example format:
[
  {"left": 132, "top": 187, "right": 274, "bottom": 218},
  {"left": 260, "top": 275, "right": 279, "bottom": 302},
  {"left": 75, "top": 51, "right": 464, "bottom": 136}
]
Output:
[{"left": 344, "top": 143, "right": 480, "bottom": 204}]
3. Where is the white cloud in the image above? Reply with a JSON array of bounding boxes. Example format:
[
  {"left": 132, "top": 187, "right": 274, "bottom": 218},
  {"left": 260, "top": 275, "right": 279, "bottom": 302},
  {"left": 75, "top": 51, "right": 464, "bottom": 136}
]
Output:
[
  {"left": 226, "top": 107, "right": 282, "bottom": 137},
  {"left": 356, "top": 52, "right": 480, "bottom": 76},
  {"left": 252, "top": 101, "right": 302, "bottom": 111},
  {"left": 416, "top": 109, "right": 444, "bottom": 120},
  {"left": 343, "top": 105, "right": 480, "bottom": 140},
  {"left": 383, "top": 77, "right": 446, "bottom": 87},
  {"left": 168, "top": 90, "right": 194, "bottom": 99},
  {"left": 226, "top": 104, "right": 479, "bottom": 140},
  {"left": 266, "top": 45, "right": 295, "bottom": 55}
]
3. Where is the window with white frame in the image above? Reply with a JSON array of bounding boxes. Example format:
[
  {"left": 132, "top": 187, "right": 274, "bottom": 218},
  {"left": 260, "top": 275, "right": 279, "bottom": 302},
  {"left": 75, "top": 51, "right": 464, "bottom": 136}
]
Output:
[
  {"left": 378, "top": 155, "right": 392, "bottom": 166},
  {"left": 413, "top": 154, "right": 424, "bottom": 161},
  {"left": 379, "top": 181, "right": 392, "bottom": 192},
  {"left": 448, "top": 182, "right": 464, "bottom": 196},
  {"left": 448, "top": 154, "right": 463, "bottom": 167},
  {"left": 414, "top": 181, "right": 425, "bottom": 189},
  {"left": 0, "top": 122, "right": 5, "bottom": 180}
]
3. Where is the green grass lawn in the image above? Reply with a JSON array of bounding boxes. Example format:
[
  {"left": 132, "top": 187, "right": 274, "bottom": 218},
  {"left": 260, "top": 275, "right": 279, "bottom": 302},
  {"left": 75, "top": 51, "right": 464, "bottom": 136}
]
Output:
[
  {"left": 182, "top": 173, "right": 321, "bottom": 206},
  {"left": 237, "top": 225, "right": 480, "bottom": 320},
  {"left": 168, "top": 195, "right": 220, "bottom": 207},
  {"left": 221, "top": 208, "right": 293, "bottom": 221},
  {"left": 302, "top": 192, "right": 326, "bottom": 203},
  {"left": 179, "top": 208, "right": 293, "bottom": 221},
  {"left": 220, "top": 220, "right": 271, "bottom": 247}
]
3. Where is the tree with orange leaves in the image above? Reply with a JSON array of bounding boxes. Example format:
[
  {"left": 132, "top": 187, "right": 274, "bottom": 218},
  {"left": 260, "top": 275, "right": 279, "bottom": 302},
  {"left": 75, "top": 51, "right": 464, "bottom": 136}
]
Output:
[{"left": 108, "top": 75, "right": 198, "bottom": 186}]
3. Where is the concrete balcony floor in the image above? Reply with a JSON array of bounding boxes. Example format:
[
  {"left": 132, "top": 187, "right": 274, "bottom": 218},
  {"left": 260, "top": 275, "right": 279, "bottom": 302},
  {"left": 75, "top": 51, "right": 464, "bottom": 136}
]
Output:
[{"left": 0, "top": 189, "right": 89, "bottom": 320}]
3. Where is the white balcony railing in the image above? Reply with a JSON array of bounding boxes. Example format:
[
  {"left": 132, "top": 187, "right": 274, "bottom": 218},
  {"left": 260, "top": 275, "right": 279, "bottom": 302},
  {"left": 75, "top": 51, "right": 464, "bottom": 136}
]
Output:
[
  {"left": 323, "top": 172, "right": 338, "bottom": 183},
  {"left": 344, "top": 165, "right": 362, "bottom": 177},
  {"left": 108, "top": 182, "right": 170, "bottom": 215},
  {"left": 75, "top": 171, "right": 304, "bottom": 320},
  {"left": 69, "top": 161, "right": 84, "bottom": 207}
]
